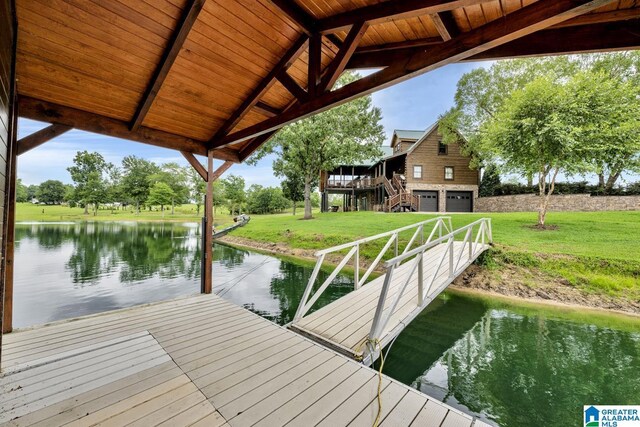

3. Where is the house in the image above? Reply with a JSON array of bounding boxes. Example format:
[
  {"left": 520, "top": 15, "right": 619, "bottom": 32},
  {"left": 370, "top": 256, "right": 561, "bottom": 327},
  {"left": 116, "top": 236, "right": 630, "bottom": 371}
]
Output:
[
  {"left": 320, "top": 121, "right": 479, "bottom": 213},
  {"left": 584, "top": 406, "right": 599, "bottom": 426}
]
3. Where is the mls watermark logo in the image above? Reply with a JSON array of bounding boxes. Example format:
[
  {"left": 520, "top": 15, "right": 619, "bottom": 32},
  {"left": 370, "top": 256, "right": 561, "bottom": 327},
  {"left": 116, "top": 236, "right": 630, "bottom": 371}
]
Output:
[{"left": 584, "top": 406, "right": 640, "bottom": 427}]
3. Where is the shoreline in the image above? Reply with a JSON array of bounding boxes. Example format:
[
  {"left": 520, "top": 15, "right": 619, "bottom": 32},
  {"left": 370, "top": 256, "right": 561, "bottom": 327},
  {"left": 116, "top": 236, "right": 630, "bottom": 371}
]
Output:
[{"left": 219, "top": 235, "right": 640, "bottom": 318}]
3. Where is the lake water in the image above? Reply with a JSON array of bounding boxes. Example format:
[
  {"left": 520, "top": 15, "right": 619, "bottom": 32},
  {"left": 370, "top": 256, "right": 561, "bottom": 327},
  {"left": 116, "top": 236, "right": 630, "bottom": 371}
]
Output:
[{"left": 13, "top": 222, "right": 640, "bottom": 427}]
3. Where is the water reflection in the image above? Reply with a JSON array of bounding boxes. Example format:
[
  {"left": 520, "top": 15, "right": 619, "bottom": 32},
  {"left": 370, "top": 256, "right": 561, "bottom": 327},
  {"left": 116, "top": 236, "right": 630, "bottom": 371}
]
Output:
[{"left": 383, "top": 294, "right": 640, "bottom": 427}]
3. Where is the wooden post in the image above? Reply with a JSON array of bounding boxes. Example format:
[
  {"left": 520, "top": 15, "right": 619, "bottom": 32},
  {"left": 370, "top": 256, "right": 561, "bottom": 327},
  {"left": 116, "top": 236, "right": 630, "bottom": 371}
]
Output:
[
  {"left": 203, "top": 150, "right": 214, "bottom": 294},
  {"left": 3, "top": 147, "right": 16, "bottom": 333}
]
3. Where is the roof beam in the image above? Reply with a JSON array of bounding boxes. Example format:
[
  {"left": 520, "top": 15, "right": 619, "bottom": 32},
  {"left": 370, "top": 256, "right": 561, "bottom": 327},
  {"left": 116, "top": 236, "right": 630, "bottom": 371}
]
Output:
[
  {"left": 130, "top": 0, "right": 205, "bottom": 131},
  {"left": 355, "top": 37, "right": 442, "bottom": 54},
  {"left": 270, "top": 0, "right": 315, "bottom": 35},
  {"left": 550, "top": 7, "right": 640, "bottom": 28},
  {"left": 181, "top": 151, "right": 208, "bottom": 181},
  {"left": 430, "top": 11, "right": 459, "bottom": 41},
  {"left": 19, "top": 96, "right": 238, "bottom": 161},
  {"left": 212, "top": 0, "right": 612, "bottom": 148},
  {"left": 277, "top": 71, "right": 309, "bottom": 102},
  {"left": 209, "top": 35, "right": 307, "bottom": 141},
  {"left": 320, "top": 21, "right": 368, "bottom": 92},
  {"left": 316, "top": 0, "right": 495, "bottom": 33},
  {"left": 254, "top": 102, "right": 281, "bottom": 118},
  {"left": 17, "top": 124, "right": 72, "bottom": 156},
  {"left": 464, "top": 19, "right": 640, "bottom": 61},
  {"left": 211, "top": 160, "right": 234, "bottom": 181},
  {"left": 308, "top": 33, "right": 322, "bottom": 97}
]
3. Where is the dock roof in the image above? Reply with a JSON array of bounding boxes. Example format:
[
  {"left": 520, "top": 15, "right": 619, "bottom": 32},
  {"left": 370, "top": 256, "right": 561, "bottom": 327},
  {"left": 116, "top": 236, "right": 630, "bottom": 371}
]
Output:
[{"left": 15, "top": 0, "right": 640, "bottom": 162}]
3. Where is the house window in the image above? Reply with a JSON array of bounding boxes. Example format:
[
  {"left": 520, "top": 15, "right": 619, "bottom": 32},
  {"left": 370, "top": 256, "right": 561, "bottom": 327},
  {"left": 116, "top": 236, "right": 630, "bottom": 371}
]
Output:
[
  {"left": 444, "top": 166, "right": 454, "bottom": 180},
  {"left": 413, "top": 165, "right": 422, "bottom": 179},
  {"left": 438, "top": 141, "right": 448, "bottom": 155}
]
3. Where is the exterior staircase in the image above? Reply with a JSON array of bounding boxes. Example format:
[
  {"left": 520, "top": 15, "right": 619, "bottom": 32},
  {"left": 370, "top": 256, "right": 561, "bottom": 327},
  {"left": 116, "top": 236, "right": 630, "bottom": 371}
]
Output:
[{"left": 385, "top": 174, "right": 418, "bottom": 212}]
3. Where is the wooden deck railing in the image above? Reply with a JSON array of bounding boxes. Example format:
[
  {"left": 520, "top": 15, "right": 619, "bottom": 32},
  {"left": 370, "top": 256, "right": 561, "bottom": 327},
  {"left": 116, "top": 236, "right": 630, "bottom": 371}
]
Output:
[{"left": 292, "top": 217, "right": 453, "bottom": 322}]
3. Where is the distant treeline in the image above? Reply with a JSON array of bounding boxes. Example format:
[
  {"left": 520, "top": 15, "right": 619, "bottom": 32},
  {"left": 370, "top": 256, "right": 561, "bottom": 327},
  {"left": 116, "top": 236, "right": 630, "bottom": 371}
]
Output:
[{"left": 19, "top": 151, "right": 315, "bottom": 216}]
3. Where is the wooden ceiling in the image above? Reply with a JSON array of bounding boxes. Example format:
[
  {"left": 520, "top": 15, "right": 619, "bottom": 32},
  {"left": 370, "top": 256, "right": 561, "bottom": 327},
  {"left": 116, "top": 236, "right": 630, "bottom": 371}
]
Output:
[{"left": 14, "top": 0, "right": 640, "bottom": 162}]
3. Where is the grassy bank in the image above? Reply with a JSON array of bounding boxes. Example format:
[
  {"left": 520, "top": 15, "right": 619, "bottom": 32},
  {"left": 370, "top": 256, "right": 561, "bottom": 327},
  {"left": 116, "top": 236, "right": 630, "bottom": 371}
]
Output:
[{"left": 229, "top": 211, "right": 640, "bottom": 303}]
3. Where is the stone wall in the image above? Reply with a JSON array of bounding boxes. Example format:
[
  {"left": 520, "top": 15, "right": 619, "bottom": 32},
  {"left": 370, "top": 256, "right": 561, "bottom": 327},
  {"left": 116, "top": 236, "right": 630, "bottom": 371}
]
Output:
[{"left": 475, "top": 194, "right": 640, "bottom": 212}]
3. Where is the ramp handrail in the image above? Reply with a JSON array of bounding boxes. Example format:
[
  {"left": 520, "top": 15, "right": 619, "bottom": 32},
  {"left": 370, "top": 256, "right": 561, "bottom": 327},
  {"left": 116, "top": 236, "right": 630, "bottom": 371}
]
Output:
[
  {"left": 292, "top": 217, "right": 453, "bottom": 322},
  {"left": 366, "top": 218, "right": 492, "bottom": 356}
]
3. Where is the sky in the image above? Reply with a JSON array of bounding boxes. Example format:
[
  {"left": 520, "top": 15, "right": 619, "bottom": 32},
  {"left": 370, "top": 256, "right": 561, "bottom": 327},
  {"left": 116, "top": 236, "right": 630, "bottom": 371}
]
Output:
[{"left": 17, "top": 62, "right": 487, "bottom": 187}]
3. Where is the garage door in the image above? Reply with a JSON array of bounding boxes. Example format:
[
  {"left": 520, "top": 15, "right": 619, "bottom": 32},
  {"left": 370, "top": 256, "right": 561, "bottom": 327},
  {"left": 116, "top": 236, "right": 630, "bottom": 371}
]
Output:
[
  {"left": 414, "top": 191, "right": 438, "bottom": 212},
  {"left": 446, "top": 191, "right": 473, "bottom": 212}
]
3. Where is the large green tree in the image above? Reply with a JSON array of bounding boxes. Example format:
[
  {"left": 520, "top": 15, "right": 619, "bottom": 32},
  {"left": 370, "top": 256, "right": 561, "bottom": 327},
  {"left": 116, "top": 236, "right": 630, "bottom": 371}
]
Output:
[
  {"left": 441, "top": 52, "right": 640, "bottom": 193},
  {"left": 223, "top": 174, "right": 246, "bottom": 215},
  {"left": 16, "top": 179, "right": 28, "bottom": 203},
  {"left": 121, "top": 156, "right": 160, "bottom": 214},
  {"left": 150, "top": 163, "right": 190, "bottom": 215},
  {"left": 483, "top": 76, "right": 588, "bottom": 226},
  {"left": 146, "top": 182, "right": 175, "bottom": 217},
  {"left": 37, "top": 180, "right": 66, "bottom": 205},
  {"left": 250, "top": 72, "right": 384, "bottom": 219},
  {"left": 67, "top": 151, "right": 113, "bottom": 215},
  {"left": 281, "top": 172, "right": 304, "bottom": 216}
]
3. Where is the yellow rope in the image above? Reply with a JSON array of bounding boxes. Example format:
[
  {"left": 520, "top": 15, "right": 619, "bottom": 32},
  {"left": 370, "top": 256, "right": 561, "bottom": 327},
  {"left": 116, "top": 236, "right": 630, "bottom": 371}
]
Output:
[{"left": 372, "top": 339, "right": 384, "bottom": 427}]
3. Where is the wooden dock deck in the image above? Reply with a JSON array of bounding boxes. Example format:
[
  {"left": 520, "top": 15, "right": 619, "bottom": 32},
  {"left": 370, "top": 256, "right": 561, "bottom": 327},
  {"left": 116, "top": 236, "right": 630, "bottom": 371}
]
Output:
[
  {"left": 289, "top": 218, "right": 492, "bottom": 366},
  {"left": 0, "top": 293, "right": 488, "bottom": 427}
]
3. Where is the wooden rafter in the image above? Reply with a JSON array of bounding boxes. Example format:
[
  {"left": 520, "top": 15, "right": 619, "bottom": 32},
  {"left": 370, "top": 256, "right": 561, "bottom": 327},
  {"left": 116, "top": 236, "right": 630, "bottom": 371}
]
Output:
[
  {"left": 316, "top": 0, "right": 496, "bottom": 33},
  {"left": 181, "top": 151, "right": 208, "bottom": 181},
  {"left": 270, "top": 0, "right": 315, "bottom": 34},
  {"left": 430, "top": 11, "right": 459, "bottom": 41},
  {"left": 129, "top": 0, "right": 205, "bottom": 131},
  {"left": 308, "top": 33, "right": 322, "bottom": 97},
  {"left": 17, "top": 124, "right": 72, "bottom": 156},
  {"left": 211, "top": 160, "right": 233, "bottom": 181},
  {"left": 254, "top": 102, "right": 281, "bottom": 118},
  {"left": 320, "top": 21, "right": 368, "bottom": 92},
  {"left": 211, "top": 0, "right": 612, "bottom": 148},
  {"left": 355, "top": 37, "right": 442, "bottom": 54},
  {"left": 277, "top": 71, "right": 308, "bottom": 101},
  {"left": 550, "top": 7, "right": 640, "bottom": 28},
  {"left": 19, "top": 96, "right": 239, "bottom": 161},
  {"left": 209, "top": 35, "right": 307, "bottom": 142},
  {"left": 465, "top": 19, "right": 640, "bottom": 61}
]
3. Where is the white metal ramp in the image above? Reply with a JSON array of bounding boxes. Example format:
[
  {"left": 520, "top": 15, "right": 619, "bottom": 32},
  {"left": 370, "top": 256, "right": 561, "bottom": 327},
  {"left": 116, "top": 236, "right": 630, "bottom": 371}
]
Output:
[{"left": 289, "top": 217, "right": 492, "bottom": 366}]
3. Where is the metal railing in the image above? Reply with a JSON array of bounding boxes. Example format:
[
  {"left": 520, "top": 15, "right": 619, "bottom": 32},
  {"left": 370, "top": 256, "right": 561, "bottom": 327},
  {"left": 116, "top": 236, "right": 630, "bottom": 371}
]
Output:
[
  {"left": 292, "top": 217, "right": 453, "bottom": 322},
  {"left": 366, "top": 218, "right": 492, "bottom": 357}
]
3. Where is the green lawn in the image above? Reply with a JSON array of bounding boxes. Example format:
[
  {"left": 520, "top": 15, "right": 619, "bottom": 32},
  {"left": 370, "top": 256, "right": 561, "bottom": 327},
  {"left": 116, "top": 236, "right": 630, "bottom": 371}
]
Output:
[
  {"left": 232, "top": 210, "right": 640, "bottom": 300},
  {"left": 232, "top": 210, "right": 640, "bottom": 261}
]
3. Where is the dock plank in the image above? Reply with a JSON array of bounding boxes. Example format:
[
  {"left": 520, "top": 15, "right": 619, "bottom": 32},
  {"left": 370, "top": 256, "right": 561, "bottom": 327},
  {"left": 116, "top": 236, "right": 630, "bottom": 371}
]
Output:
[{"left": 1, "top": 292, "right": 481, "bottom": 427}]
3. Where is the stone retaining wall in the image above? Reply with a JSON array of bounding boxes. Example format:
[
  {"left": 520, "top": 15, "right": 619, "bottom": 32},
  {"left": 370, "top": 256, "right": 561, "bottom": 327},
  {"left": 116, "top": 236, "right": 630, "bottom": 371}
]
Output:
[{"left": 475, "top": 194, "right": 640, "bottom": 212}]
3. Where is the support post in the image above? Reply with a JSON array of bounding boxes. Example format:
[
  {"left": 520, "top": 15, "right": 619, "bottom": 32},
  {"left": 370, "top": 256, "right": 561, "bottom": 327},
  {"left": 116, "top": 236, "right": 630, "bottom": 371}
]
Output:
[
  {"left": 203, "top": 151, "right": 214, "bottom": 294},
  {"left": 3, "top": 145, "right": 16, "bottom": 333},
  {"left": 417, "top": 252, "right": 424, "bottom": 306}
]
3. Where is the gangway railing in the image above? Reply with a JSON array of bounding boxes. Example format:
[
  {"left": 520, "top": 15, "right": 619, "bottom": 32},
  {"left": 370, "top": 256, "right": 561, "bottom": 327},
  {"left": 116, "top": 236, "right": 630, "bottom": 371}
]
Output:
[
  {"left": 293, "top": 217, "right": 453, "bottom": 322},
  {"left": 364, "top": 217, "right": 492, "bottom": 363}
]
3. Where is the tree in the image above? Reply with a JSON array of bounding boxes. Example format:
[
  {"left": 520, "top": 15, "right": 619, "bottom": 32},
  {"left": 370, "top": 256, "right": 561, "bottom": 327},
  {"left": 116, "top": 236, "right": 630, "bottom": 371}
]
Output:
[
  {"left": 67, "top": 151, "right": 112, "bottom": 215},
  {"left": 281, "top": 173, "right": 304, "bottom": 216},
  {"left": 26, "top": 184, "right": 39, "bottom": 202},
  {"left": 146, "top": 182, "right": 175, "bottom": 217},
  {"left": 223, "top": 174, "right": 246, "bottom": 215},
  {"left": 441, "top": 53, "right": 640, "bottom": 191},
  {"left": 121, "top": 156, "right": 160, "bottom": 214},
  {"left": 484, "top": 76, "right": 588, "bottom": 226},
  {"left": 16, "top": 179, "right": 28, "bottom": 203},
  {"left": 36, "top": 180, "right": 66, "bottom": 204},
  {"left": 479, "top": 164, "right": 501, "bottom": 197},
  {"left": 246, "top": 185, "right": 290, "bottom": 214},
  {"left": 249, "top": 71, "right": 384, "bottom": 219},
  {"left": 150, "top": 163, "right": 190, "bottom": 215}
]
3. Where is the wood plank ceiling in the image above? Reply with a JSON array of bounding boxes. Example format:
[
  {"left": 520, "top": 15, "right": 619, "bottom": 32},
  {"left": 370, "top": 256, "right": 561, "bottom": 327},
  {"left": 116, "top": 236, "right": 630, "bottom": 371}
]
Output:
[{"left": 14, "top": 0, "right": 640, "bottom": 162}]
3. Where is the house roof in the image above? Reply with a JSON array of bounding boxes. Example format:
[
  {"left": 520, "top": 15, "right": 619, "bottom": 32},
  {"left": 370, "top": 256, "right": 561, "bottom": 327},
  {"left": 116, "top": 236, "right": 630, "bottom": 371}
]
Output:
[
  {"left": 15, "top": 0, "right": 640, "bottom": 163},
  {"left": 393, "top": 130, "right": 426, "bottom": 141}
]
